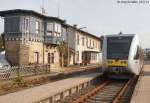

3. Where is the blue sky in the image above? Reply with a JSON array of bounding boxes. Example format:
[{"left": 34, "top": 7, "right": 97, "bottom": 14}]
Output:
[{"left": 0, "top": 0, "right": 150, "bottom": 48}]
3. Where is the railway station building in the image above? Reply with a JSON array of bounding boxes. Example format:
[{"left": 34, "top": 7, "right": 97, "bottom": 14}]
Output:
[{"left": 0, "top": 9, "right": 101, "bottom": 69}]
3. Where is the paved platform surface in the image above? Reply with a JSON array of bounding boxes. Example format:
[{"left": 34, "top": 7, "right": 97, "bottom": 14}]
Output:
[
  {"left": 0, "top": 73, "right": 101, "bottom": 103},
  {"left": 131, "top": 64, "right": 150, "bottom": 103}
]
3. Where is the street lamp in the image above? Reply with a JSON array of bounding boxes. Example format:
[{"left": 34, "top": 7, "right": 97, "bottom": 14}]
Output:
[{"left": 78, "top": 27, "right": 87, "bottom": 30}]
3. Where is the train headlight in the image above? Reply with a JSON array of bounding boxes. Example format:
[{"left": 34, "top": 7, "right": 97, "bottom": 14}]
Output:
[
  {"left": 121, "top": 61, "right": 124, "bottom": 64},
  {"left": 120, "top": 61, "right": 127, "bottom": 64},
  {"left": 123, "top": 61, "right": 127, "bottom": 64}
]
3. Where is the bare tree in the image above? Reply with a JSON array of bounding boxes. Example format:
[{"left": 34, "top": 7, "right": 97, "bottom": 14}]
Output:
[
  {"left": 147, "top": 51, "right": 150, "bottom": 59},
  {"left": 0, "top": 33, "right": 4, "bottom": 51},
  {"left": 57, "top": 42, "right": 68, "bottom": 67}
]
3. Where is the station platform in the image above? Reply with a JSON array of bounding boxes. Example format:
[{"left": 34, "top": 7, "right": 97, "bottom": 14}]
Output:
[
  {"left": 0, "top": 73, "right": 101, "bottom": 103},
  {"left": 131, "top": 64, "right": 150, "bottom": 103}
]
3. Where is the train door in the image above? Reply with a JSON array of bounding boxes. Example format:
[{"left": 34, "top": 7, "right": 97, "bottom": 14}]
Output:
[{"left": 134, "top": 46, "right": 140, "bottom": 74}]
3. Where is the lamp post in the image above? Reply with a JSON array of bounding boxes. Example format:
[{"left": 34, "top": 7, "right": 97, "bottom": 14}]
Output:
[{"left": 78, "top": 27, "right": 87, "bottom": 30}]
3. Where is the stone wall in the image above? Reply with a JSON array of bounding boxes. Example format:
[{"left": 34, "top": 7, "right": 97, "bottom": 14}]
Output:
[
  {"left": 5, "top": 40, "right": 61, "bottom": 69},
  {"left": 28, "top": 41, "right": 44, "bottom": 64},
  {"left": 19, "top": 42, "right": 29, "bottom": 65},
  {"left": 44, "top": 45, "right": 60, "bottom": 69},
  {"left": 5, "top": 41, "right": 20, "bottom": 65},
  {"left": 5, "top": 41, "right": 44, "bottom": 65}
]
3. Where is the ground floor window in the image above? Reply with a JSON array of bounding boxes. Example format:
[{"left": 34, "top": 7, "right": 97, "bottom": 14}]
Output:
[
  {"left": 76, "top": 51, "right": 79, "bottom": 61},
  {"left": 51, "top": 53, "right": 54, "bottom": 63},
  {"left": 47, "top": 53, "right": 54, "bottom": 64},
  {"left": 91, "top": 53, "right": 97, "bottom": 60},
  {"left": 34, "top": 52, "right": 39, "bottom": 64}
]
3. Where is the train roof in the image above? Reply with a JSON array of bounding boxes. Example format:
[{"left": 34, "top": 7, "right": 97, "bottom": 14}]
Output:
[{"left": 104, "top": 34, "right": 136, "bottom": 37}]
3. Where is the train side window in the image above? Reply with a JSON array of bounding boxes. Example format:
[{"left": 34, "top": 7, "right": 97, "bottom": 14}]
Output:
[{"left": 134, "top": 47, "right": 139, "bottom": 59}]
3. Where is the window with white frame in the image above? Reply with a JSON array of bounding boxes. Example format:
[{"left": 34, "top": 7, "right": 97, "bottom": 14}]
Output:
[
  {"left": 86, "top": 37, "right": 88, "bottom": 47},
  {"left": 47, "top": 53, "right": 55, "bottom": 64},
  {"left": 77, "top": 34, "right": 80, "bottom": 45},
  {"left": 93, "top": 40, "right": 94, "bottom": 48},
  {"left": 97, "top": 42, "right": 98, "bottom": 48},
  {"left": 24, "top": 18, "right": 29, "bottom": 33},
  {"left": 34, "top": 52, "right": 39, "bottom": 64},
  {"left": 57, "top": 24, "right": 61, "bottom": 37},
  {"left": 47, "top": 23, "right": 53, "bottom": 36},
  {"left": 35, "top": 21, "right": 40, "bottom": 34},
  {"left": 76, "top": 51, "right": 79, "bottom": 61},
  {"left": 54, "top": 23, "right": 58, "bottom": 32},
  {"left": 82, "top": 37, "right": 85, "bottom": 46},
  {"left": 95, "top": 40, "right": 97, "bottom": 48},
  {"left": 54, "top": 23, "right": 61, "bottom": 37},
  {"left": 98, "top": 42, "right": 100, "bottom": 49},
  {"left": 57, "top": 24, "right": 61, "bottom": 33},
  {"left": 90, "top": 39, "right": 91, "bottom": 47},
  {"left": 47, "top": 23, "right": 53, "bottom": 31}
]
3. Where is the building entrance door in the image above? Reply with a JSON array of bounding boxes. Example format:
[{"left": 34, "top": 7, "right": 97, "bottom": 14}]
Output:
[
  {"left": 82, "top": 52, "right": 91, "bottom": 65},
  {"left": 48, "top": 53, "right": 51, "bottom": 64}
]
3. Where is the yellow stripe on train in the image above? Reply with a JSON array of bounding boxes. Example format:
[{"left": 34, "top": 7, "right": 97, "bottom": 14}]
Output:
[{"left": 107, "top": 60, "right": 128, "bottom": 67}]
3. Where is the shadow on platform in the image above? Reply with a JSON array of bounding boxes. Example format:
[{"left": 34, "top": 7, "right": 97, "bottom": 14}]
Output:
[
  {"left": 144, "top": 60, "right": 150, "bottom": 65},
  {"left": 143, "top": 71, "right": 150, "bottom": 76}
]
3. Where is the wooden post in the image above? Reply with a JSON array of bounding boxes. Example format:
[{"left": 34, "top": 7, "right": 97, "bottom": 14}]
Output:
[
  {"left": 48, "top": 64, "right": 51, "bottom": 73},
  {"left": 16, "top": 66, "right": 20, "bottom": 77},
  {"left": 82, "top": 83, "right": 84, "bottom": 89},
  {"left": 69, "top": 88, "right": 72, "bottom": 96},
  {"left": 49, "top": 97, "right": 54, "bottom": 103},
  {"left": 76, "top": 86, "right": 79, "bottom": 92},
  {"left": 60, "top": 92, "right": 64, "bottom": 100},
  {"left": 34, "top": 65, "right": 37, "bottom": 75}
]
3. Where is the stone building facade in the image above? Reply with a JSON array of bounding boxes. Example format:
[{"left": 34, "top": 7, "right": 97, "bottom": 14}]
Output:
[{"left": 0, "top": 9, "right": 101, "bottom": 68}]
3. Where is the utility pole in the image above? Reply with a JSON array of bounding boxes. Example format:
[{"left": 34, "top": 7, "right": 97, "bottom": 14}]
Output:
[
  {"left": 57, "top": 0, "right": 60, "bottom": 18},
  {"left": 41, "top": 0, "right": 46, "bottom": 15},
  {"left": 67, "top": 27, "right": 70, "bottom": 67}
]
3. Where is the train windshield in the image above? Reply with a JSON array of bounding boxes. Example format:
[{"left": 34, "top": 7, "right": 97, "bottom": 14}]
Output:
[{"left": 107, "top": 36, "right": 133, "bottom": 59}]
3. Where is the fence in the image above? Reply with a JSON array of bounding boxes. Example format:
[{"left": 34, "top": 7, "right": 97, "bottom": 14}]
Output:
[{"left": 0, "top": 64, "right": 51, "bottom": 80}]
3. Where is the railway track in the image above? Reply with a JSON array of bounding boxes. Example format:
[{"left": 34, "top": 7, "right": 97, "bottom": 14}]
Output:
[{"left": 59, "top": 76, "right": 137, "bottom": 103}]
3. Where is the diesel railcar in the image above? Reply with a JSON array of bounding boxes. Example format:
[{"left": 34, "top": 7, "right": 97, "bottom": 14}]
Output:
[{"left": 102, "top": 34, "right": 144, "bottom": 78}]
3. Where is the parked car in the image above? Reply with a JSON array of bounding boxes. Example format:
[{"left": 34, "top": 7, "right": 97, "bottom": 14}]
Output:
[
  {"left": 0, "top": 65, "right": 11, "bottom": 78},
  {"left": 0, "top": 51, "right": 11, "bottom": 79}
]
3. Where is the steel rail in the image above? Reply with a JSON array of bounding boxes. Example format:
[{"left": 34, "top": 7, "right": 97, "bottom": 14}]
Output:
[
  {"left": 70, "top": 76, "right": 137, "bottom": 103},
  {"left": 112, "top": 76, "right": 137, "bottom": 103},
  {"left": 71, "top": 81, "right": 110, "bottom": 103}
]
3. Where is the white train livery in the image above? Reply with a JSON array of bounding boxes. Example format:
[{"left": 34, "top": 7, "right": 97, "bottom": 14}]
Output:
[{"left": 102, "top": 34, "right": 144, "bottom": 78}]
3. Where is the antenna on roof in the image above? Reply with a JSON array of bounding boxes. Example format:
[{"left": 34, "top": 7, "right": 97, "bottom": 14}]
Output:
[
  {"left": 119, "top": 31, "right": 123, "bottom": 35},
  {"left": 57, "top": 0, "right": 60, "bottom": 18},
  {"left": 41, "top": 0, "right": 47, "bottom": 15}
]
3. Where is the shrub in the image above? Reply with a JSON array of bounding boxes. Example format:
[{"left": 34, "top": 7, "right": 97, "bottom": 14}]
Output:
[{"left": 13, "top": 76, "right": 23, "bottom": 86}]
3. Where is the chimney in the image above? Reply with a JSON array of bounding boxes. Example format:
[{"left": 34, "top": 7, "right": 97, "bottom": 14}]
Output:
[{"left": 73, "top": 24, "right": 77, "bottom": 28}]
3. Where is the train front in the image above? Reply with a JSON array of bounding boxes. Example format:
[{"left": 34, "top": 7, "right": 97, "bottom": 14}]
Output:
[{"left": 102, "top": 35, "right": 134, "bottom": 79}]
